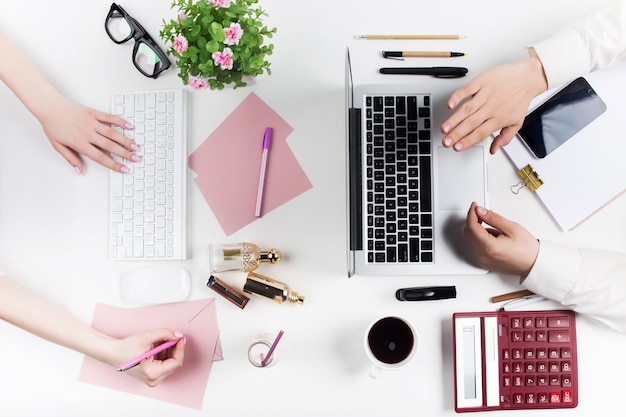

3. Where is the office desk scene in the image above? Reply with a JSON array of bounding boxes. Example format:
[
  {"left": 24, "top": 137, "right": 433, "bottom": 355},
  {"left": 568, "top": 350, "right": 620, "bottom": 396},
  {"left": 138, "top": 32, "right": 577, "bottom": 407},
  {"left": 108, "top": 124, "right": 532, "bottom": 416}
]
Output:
[{"left": 1, "top": 0, "right": 625, "bottom": 415}]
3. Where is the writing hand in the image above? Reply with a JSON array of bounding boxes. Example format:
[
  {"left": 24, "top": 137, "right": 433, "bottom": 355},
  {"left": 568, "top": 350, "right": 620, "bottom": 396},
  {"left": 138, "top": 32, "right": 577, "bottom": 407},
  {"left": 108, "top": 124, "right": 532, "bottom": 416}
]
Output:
[{"left": 112, "top": 329, "right": 186, "bottom": 387}]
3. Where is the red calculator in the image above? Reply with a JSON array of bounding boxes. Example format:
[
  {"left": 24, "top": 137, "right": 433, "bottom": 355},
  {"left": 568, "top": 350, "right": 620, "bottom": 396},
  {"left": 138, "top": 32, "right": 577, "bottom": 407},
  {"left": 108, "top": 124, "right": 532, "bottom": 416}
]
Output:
[{"left": 453, "top": 310, "right": 578, "bottom": 412}]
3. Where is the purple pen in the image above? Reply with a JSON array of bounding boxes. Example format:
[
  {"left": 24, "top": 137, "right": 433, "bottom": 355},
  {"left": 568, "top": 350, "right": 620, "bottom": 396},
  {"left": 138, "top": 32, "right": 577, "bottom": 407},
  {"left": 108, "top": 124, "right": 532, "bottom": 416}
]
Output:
[{"left": 255, "top": 127, "right": 272, "bottom": 217}]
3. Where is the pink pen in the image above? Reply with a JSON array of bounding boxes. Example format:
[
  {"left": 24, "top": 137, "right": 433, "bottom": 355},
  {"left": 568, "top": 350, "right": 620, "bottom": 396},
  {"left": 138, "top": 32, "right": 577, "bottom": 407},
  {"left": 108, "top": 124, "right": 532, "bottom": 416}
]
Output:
[
  {"left": 255, "top": 127, "right": 272, "bottom": 217},
  {"left": 116, "top": 336, "right": 183, "bottom": 372}
]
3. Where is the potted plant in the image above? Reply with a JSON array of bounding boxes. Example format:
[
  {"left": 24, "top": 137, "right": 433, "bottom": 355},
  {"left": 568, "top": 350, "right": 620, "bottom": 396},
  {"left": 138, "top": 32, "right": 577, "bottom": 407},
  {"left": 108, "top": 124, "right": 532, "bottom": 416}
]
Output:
[{"left": 160, "top": 0, "right": 276, "bottom": 90}]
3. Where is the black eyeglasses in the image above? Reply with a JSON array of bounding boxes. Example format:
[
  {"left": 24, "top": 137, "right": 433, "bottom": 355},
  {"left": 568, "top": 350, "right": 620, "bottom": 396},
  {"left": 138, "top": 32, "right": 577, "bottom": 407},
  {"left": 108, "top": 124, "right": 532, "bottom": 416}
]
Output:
[{"left": 105, "top": 3, "right": 171, "bottom": 78}]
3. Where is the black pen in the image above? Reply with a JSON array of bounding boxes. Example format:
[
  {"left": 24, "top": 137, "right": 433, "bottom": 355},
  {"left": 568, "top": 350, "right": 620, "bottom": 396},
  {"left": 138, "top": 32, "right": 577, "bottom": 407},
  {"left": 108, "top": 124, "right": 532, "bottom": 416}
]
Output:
[
  {"left": 395, "top": 286, "right": 457, "bottom": 301},
  {"left": 379, "top": 67, "right": 468, "bottom": 78},
  {"left": 382, "top": 51, "right": 464, "bottom": 58}
]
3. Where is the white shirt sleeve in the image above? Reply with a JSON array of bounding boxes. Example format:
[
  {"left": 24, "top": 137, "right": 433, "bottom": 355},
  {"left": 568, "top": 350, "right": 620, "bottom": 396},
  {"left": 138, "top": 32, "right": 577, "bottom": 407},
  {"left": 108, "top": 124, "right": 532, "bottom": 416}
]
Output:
[
  {"left": 530, "top": 0, "right": 626, "bottom": 88},
  {"left": 522, "top": 240, "right": 626, "bottom": 333}
]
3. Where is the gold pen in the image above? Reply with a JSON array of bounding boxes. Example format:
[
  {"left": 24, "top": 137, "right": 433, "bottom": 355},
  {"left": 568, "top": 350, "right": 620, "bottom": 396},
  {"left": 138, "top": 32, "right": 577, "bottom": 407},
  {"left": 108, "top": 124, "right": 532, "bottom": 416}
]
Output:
[
  {"left": 490, "top": 289, "right": 535, "bottom": 303},
  {"left": 382, "top": 51, "right": 465, "bottom": 58}
]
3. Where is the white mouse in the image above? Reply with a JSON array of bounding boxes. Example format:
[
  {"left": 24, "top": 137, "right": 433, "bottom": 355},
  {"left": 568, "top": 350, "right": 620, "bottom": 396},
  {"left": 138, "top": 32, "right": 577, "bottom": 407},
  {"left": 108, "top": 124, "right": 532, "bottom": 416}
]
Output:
[{"left": 119, "top": 266, "right": 191, "bottom": 304}]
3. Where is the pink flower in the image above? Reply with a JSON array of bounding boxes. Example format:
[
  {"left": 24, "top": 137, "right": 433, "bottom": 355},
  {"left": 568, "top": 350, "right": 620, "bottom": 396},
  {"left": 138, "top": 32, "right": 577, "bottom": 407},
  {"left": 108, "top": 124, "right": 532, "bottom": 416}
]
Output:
[
  {"left": 210, "top": 0, "right": 231, "bottom": 8},
  {"left": 223, "top": 22, "right": 243, "bottom": 46},
  {"left": 188, "top": 76, "right": 208, "bottom": 89},
  {"left": 176, "top": 12, "right": 188, "bottom": 23},
  {"left": 173, "top": 35, "right": 188, "bottom": 54},
  {"left": 212, "top": 47, "right": 234, "bottom": 70}
]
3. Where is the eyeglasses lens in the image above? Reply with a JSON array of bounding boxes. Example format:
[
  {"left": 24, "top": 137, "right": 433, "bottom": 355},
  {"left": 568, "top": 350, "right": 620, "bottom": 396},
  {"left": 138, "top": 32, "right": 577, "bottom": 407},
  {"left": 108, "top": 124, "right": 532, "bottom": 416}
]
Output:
[
  {"left": 106, "top": 13, "right": 132, "bottom": 43},
  {"left": 135, "top": 42, "right": 165, "bottom": 77}
]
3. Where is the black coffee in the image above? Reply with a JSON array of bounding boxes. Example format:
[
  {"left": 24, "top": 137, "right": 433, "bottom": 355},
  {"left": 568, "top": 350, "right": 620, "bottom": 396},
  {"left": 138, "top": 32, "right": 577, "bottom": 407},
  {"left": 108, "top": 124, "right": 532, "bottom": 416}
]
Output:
[{"left": 367, "top": 317, "right": 414, "bottom": 364}]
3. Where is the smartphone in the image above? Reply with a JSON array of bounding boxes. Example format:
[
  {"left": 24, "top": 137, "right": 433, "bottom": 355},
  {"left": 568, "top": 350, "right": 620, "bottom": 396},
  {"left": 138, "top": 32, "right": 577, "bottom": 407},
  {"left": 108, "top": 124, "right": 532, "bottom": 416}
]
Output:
[{"left": 517, "top": 77, "right": 607, "bottom": 158}]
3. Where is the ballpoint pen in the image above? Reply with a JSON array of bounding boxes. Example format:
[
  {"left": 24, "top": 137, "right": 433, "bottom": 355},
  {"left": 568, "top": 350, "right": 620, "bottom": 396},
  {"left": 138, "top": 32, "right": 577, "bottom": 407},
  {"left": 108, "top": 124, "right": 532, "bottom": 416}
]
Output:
[
  {"left": 382, "top": 51, "right": 465, "bottom": 59},
  {"left": 116, "top": 336, "right": 184, "bottom": 372},
  {"left": 379, "top": 67, "right": 468, "bottom": 78},
  {"left": 255, "top": 127, "right": 272, "bottom": 217}
]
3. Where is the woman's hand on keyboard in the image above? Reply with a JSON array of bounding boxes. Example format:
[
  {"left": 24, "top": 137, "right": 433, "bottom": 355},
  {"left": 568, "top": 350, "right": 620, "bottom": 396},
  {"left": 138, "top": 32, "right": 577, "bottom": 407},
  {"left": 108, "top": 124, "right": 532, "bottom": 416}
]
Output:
[
  {"left": 440, "top": 54, "right": 548, "bottom": 154},
  {"left": 38, "top": 93, "right": 139, "bottom": 174},
  {"left": 464, "top": 202, "right": 540, "bottom": 277}
]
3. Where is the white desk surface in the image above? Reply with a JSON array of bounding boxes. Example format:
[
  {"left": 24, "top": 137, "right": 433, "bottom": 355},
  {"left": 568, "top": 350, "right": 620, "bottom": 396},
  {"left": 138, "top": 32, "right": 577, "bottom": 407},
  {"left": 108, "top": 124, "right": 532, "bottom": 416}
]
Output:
[{"left": 1, "top": 1, "right": 625, "bottom": 416}]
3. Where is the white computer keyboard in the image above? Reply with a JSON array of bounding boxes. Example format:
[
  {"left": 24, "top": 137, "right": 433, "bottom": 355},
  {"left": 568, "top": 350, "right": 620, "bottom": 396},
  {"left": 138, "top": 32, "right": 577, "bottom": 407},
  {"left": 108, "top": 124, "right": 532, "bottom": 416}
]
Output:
[{"left": 109, "top": 89, "right": 187, "bottom": 260}]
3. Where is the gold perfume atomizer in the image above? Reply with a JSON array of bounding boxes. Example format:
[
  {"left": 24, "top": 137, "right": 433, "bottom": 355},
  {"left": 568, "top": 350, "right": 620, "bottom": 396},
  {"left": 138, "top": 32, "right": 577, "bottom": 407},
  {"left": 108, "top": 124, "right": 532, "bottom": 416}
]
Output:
[{"left": 209, "top": 242, "right": 281, "bottom": 273}]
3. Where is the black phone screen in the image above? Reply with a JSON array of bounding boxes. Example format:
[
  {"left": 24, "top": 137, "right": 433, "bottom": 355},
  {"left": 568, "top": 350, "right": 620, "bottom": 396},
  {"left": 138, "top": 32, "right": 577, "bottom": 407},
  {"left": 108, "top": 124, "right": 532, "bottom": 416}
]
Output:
[{"left": 517, "top": 77, "right": 607, "bottom": 158}]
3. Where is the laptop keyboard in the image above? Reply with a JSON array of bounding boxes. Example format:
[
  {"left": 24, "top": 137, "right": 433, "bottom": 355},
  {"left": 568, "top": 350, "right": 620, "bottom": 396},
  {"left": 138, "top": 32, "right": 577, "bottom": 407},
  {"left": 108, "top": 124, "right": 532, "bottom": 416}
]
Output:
[
  {"left": 363, "top": 94, "right": 434, "bottom": 264},
  {"left": 108, "top": 89, "right": 187, "bottom": 260}
]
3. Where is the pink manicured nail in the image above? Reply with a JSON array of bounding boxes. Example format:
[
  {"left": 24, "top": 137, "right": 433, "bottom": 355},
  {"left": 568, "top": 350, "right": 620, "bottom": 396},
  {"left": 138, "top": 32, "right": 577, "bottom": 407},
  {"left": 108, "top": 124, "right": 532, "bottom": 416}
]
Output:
[
  {"left": 130, "top": 154, "right": 141, "bottom": 162},
  {"left": 130, "top": 143, "right": 139, "bottom": 151},
  {"left": 73, "top": 166, "right": 82, "bottom": 175},
  {"left": 476, "top": 206, "right": 488, "bottom": 216},
  {"left": 124, "top": 122, "right": 134, "bottom": 129},
  {"left": 120, "top": 166, "right": 130, "bottom": 173}
]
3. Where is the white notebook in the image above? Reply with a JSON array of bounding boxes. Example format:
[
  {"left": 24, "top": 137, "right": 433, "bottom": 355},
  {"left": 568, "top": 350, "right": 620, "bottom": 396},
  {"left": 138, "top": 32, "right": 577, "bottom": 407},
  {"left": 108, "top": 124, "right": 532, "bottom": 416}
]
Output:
[{"left": 503, "top": 60, "right": 626, "bottom": 231}]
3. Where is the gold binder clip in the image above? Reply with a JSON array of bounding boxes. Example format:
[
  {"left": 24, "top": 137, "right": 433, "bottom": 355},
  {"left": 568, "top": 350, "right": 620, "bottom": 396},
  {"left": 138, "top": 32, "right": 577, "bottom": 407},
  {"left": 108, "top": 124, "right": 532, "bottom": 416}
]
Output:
[{"left": 510, "top": 164, "right": 544, "bottom": 194}]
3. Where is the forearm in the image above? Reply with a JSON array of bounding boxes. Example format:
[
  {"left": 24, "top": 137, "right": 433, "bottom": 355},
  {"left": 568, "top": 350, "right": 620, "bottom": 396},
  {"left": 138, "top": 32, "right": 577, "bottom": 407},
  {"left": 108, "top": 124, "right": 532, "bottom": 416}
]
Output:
[
  {"left": 0, "top": 32, "right": 64, "bottom": 123},
  {"left": 523, "top": 241, "right": 626, "bottom": 333},
  {"left": 0, "top": 273, "right": 118, "bottom": 366},
  {"left": 531, "top": 0, "right": 626, "bottom": 88}
]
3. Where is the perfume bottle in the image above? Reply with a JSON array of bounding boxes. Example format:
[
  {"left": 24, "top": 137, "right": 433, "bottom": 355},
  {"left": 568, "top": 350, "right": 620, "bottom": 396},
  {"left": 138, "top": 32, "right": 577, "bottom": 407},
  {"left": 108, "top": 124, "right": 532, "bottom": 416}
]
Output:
[
  {"left": 208, "top": 242, "right": 281, "bottom": 273},
  {"left": 243, "top": 271, "right": 305, "bottom": 304}
]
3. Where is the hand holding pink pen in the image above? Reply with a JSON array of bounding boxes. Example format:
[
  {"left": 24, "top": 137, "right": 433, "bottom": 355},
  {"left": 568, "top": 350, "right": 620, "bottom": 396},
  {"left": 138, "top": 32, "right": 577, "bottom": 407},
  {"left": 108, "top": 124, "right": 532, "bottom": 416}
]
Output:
[{"left": 117, "top": 333, "right": 186, "bottom": 372}]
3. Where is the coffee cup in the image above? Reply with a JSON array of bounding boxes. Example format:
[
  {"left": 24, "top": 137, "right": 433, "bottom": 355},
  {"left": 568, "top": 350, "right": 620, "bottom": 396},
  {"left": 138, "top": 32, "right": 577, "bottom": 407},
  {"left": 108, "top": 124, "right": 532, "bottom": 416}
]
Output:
[{"left": 364, "top": 316, "right": 418, "bottom": 378}]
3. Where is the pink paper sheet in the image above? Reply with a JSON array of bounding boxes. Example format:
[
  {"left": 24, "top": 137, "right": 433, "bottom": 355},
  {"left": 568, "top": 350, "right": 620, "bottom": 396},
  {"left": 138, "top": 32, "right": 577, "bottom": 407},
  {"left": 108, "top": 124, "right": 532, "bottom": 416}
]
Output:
[
  {"left": 78, "top": 299, "right": 221, "bottom": 410},
  {"left": 188, "top": 92, "right": 312, "bottom": 235}
]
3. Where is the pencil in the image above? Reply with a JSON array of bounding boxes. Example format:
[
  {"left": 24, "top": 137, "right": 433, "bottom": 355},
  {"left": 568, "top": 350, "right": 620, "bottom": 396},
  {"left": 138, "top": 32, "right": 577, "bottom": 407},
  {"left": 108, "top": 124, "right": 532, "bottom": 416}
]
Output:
[
  {"left": 357, "top": 34, "right": 465, "bottom": 40},
  {"left": 490, "top": 289, "right": 535, "bottom": 303}
]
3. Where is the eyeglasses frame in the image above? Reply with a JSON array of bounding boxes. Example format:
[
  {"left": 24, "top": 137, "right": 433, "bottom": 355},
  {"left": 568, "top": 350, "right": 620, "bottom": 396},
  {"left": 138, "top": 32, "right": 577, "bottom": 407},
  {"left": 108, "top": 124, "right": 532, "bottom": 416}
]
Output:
[{"left": 105, "top": 3, "right": 171, "bottom": 78}]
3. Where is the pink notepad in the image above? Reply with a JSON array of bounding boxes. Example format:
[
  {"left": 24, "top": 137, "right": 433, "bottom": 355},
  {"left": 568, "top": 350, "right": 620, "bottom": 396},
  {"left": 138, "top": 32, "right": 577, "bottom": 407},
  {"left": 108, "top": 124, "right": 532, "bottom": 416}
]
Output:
[
  {"left": 188, "top": 92, "right": 312, "bottom": 235},
  {"left": 79, "top": 299, "right": 222, "bottom": 410}
]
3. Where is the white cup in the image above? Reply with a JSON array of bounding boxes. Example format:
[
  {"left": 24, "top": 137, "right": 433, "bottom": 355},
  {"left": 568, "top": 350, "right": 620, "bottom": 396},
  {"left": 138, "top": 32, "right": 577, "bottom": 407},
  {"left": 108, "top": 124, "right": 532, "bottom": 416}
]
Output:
[
  {"left": 248, "top": 331, "right": 281, "bottom": 367},
  {"left": 364, "top": 316, "right": 418, "bottom": 378}
]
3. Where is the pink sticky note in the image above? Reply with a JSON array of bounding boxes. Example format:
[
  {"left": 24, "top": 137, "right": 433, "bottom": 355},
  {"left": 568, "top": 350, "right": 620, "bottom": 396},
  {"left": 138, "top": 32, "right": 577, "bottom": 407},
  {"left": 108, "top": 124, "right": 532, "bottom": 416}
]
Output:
[
  {"left": 79, "top": 299, "right": 221, "bottom": 410},
  {"left": 188, "top": 92, "right": 312, "bottom": 235}
]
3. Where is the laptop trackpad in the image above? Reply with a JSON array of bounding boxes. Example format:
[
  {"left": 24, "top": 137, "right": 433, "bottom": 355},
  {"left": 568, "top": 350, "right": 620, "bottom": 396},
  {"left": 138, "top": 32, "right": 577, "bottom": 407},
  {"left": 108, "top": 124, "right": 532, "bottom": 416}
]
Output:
[{"left": 437, "top": 146, "right": 486, "bottom": 210}]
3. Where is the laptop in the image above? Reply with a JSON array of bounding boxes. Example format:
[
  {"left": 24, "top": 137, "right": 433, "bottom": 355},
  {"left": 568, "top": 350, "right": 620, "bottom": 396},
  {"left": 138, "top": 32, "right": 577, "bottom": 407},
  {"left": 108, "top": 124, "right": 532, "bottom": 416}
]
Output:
[{"left": 345, "top": 48, "right": 488, "bottom": 276}]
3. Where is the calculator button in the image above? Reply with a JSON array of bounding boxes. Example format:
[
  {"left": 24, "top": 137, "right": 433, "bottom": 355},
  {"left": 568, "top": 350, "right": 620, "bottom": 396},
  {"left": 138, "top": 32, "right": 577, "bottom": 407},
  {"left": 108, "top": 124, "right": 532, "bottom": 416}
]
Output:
[
  {"left": 538, "top": 393, "right": 549, "bottom": 404},
  {"left": 538, "top": 375, "right": 548, "bottom": 385},
  {"left": 561, "top": 347, "right": 572, "bottom": 358},
  {"left": 548, "top": 330, "right": 570, "bottom": 343},
  {"left": 526, "top": 393, "right": 536, "bottom": 404},
  {"left": 562, "top": 375, "right": 572, "bottom": 387},
  {"left": 536, "top": 317, "right": 546, "bottom": 328},
  {"left": 550, "top": 392, "right": 561, "bottom": 403},
  {"left": 562, "top": 390, "right": 574, "bottom": 403},
  {"left": 523, "top": 317, "right": 535, "bottom": 328},
  {"left": 548, "top": 316, "right": 570, "bottom": 327}
]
